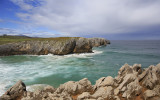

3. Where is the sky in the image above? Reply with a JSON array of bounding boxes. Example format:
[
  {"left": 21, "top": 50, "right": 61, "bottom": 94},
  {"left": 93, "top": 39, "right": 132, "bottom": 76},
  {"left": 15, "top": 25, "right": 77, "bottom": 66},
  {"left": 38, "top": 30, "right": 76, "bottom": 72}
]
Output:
[{"left": 0, "top": 0, "right": 160, "bottom": 40}]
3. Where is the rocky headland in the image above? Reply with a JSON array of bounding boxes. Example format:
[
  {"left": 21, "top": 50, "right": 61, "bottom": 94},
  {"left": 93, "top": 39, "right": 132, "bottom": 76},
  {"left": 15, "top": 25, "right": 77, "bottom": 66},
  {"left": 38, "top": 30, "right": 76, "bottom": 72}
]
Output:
[
  {"left": 1, "top": 63, "right": 160, "bottom": 100},
  {"left": 0, "top": 37, "right": 110, "bottom": 56}
]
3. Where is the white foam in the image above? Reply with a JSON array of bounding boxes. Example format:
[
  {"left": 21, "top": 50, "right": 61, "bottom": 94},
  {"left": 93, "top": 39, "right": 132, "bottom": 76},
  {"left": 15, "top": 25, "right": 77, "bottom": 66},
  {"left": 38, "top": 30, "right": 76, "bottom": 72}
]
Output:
[
  {"left": 26, "top": 84, "right": 49, "bottom": 92},
  {"left": 0, "top": 49, "right": 103, "bottom": 96}
]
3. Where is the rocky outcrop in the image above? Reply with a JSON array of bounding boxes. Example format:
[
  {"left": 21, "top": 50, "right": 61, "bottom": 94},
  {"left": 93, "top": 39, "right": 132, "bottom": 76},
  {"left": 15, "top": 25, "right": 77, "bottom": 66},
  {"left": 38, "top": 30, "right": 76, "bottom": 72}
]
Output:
[
  {"left": 0, "top": 37, "right": 110, "bottom": 56},
  {"left": 0, "top": 81, "right": 26, "bottom": 100},
  {"left": 2, "top": 63, "right": 160, "bottom": 100}
]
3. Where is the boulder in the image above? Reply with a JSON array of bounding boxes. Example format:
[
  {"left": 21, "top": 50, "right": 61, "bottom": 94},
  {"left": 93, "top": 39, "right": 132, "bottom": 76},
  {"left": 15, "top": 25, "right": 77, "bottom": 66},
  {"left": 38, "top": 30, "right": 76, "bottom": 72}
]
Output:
[
  {"left": 77, "top": 92, "right": 91, "bottom": 100},
  {"left": 0, "top": 80, "right": 26, "bottom": 100},
  {"left": 94, "top": 76, "right": 115, "bottom": 91},
  {"left": 122, "top": 79, "right": 142, "bottom": 99},
  {"left": 143, "top": 90, "right": 158, "bottom": 100},
  {"left": 92, "top": 86, "right": 113, "bottom": 99},
  {"left": 140, "top": 65, "right": 158, "bottom": 89},
  {"left": 56, "top": 78, "right": 93, "bottom": 95}
]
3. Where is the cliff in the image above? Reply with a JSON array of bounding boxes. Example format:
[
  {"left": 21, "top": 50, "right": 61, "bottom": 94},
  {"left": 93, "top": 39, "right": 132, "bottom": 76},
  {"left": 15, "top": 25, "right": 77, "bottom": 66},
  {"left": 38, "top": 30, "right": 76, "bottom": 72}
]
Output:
[
  {"left": 0, "top": 37, "right": 110, "bottom": 56},
  {"left": 1, "top": 63, "right": 160, "bottom": 100}
]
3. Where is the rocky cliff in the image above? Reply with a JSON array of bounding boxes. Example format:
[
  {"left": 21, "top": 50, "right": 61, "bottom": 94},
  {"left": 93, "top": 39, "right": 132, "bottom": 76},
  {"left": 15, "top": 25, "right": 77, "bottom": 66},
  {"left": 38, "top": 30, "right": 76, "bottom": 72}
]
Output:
[
  {"left": 1, "top": 63, "right": 160, "bottom": 100},
  {"left": 0, "top": 37, "right": 110, "bottom": 56}
]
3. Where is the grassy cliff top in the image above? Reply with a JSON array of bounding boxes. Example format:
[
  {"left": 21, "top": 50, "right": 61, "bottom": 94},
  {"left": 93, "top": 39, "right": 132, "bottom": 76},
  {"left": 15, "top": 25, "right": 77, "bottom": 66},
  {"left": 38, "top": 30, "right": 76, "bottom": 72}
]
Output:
[{"left": 0, "top": 35, "right": 79, "bottom": 45}]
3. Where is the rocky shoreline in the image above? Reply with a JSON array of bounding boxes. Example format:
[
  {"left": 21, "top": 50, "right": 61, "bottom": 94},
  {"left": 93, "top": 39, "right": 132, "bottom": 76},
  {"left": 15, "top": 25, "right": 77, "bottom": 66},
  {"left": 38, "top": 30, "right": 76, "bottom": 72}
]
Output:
[
  {"left": 1, "top": 63, "right": 160, "bottom": 100},
  {"left": 0, "top": 37, "right": 110, "bottom": 56}
]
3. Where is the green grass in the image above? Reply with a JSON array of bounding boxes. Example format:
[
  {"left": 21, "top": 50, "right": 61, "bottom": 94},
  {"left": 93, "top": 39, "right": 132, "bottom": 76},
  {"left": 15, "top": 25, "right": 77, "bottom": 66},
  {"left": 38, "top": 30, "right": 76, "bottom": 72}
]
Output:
[{"left": 0, "top": 35, "right": 80, "bottom": 45}]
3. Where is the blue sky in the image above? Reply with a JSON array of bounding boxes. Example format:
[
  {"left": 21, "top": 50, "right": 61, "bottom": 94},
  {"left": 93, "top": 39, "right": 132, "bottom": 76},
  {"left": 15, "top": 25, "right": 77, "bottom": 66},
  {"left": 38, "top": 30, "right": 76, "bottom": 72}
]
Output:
[{"left": 0, "top": 0, "right": 160, "bottom": 40}]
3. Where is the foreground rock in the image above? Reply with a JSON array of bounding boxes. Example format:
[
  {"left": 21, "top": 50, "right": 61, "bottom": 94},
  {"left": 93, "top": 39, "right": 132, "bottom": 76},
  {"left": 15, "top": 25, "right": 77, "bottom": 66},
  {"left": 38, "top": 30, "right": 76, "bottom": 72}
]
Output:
[
  {"left": 1, "top": 63, "right": 160, "bottom": 100},
  {"left": 0, "top": 37, "right": 110, "bottom": 56}
]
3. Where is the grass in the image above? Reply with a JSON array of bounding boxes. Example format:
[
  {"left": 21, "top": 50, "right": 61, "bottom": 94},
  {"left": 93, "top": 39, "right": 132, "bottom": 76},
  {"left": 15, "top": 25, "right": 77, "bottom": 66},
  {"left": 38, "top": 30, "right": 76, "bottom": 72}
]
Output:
[{"left": 0, "top": 35, "right": 80, "bottom": 45}]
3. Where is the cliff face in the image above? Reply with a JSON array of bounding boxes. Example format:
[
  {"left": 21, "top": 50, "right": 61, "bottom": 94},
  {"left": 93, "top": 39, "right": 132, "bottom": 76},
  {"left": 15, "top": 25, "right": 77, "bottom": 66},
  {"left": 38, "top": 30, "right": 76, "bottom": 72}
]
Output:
[
  {"left": 1, "top": 63, "right": 160, "bottom": 100},
  {"left": 0, "top": 37, "right": 110, "bottom": 56}
]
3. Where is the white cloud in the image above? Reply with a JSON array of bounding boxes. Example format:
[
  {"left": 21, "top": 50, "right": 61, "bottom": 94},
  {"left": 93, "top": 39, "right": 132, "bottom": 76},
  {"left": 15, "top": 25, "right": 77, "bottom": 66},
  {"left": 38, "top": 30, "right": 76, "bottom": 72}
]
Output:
[{"left": 10, "top": 0, "right": 160, "bottom": 36}]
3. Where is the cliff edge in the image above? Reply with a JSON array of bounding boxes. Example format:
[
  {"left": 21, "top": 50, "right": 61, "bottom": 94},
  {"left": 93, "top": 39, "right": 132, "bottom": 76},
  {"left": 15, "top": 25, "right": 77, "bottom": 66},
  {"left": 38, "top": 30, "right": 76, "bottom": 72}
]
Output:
[
  {"left": 0, "top": 37, "right": 110, "bottom": 56},
  {"left": 1, "top": 63, "right": 160, "bottom": 100}
]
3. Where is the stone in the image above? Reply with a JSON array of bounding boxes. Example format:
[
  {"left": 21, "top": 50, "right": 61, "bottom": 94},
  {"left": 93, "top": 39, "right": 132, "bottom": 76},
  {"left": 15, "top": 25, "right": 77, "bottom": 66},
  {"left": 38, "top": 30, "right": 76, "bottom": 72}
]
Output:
[
  {"left": 0, "top": 80, "right": 26, "bottom": 100},
  {"left": 42, "top": 85, "right": 56, "bottom": 93},
  {"left": 117, "top": 74, "right": 136, "bottom": 90},
  {"left": 77, "top": 92, "right": 91, "bottom": 100},
  {"left": 56, "top": 78, "right": 92, "bottom": 95},
  {"left": 94, "top": 76, "right": 115, "bottom": 91},
  {"left": 92, "top": 86, "right": 113, "bottom": 99},
  {"left": 141, "top": 66, "right": 158, "bottom": 89},
  {"left": 122, "top": 79, "right": 142, "bottom": 99},
  {"left": 143, "top": 90, "right": 157, "bottom": 100}
]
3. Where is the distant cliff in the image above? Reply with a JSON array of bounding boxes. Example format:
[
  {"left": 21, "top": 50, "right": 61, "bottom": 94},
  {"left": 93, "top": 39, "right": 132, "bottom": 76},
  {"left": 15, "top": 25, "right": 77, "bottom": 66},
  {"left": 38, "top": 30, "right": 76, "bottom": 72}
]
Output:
[{"left": 0, "top": 37, "right": 110, "bottom": 56}]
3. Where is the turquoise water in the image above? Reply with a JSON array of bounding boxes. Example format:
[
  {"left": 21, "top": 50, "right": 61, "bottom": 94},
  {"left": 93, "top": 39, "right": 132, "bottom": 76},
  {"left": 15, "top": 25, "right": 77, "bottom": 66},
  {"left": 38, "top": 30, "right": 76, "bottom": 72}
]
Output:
[{"left": 0, "top": 40, "right": 160, "bottom": 95}]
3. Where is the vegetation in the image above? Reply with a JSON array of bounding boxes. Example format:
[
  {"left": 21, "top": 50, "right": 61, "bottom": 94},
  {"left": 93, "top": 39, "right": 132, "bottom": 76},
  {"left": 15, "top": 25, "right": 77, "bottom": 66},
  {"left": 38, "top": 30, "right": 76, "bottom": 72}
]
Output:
[{"left": 0, "top": 35, "right": 79, "bottom": 45}]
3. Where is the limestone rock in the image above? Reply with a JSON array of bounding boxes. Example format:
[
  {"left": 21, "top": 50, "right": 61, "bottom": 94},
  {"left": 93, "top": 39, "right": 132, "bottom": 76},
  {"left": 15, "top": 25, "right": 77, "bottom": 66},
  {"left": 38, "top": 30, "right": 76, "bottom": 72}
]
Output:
[
  {"left": 94, "top": 76, "right": 115, "bottom": 91},
  {"left": 140, "top": 65, "right": 158, "bottom": 89},
  {"left": 143, "top": 90, "right": 158, "bottom": 100},
  {"left": 122, "top": 79, "right": 142, "bottom": 99},
  {"left": 77, "top": 92, "right": 91, "bottom": 100},
  {"left": 0, "top": 37, "right": 110, "bottom": 56},
  {"left": 92, "top": 86, "right": 113, "bottom": 99},
  {"left": 0, "top": 80, "right": 26, "bottom": 100},
  {"left": 56, "top": 78, "right": 92, "bottom": 95}
]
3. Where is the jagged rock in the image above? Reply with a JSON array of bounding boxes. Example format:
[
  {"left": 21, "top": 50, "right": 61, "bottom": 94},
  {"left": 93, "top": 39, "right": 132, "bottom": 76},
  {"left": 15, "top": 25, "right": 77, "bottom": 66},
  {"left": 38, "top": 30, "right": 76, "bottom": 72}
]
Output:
[
  {"left": 0, "top": 80, "right": 26, "bottom": 100},
  {"left": 114, "top": 88, "right": 120, "bottom": 95},
  {"left": 140, "top": 65, "right": 158, "bottom": 89},
  {"left": 77, "top": 92, "right": 91, "bottom": 100},
  {"left": 92, "top": 86, "right": 113, "bottom": 99},
  {"left": 143, "top": 90, "right": 158, "bottom": 100},
  {"left": 115, "top": 64, "right": 133, "bottom": 84},
  {"left": 94, "top": 76, "right": 115, "bottom": 91},
  {"left": 42, "top": 85, "right": 56, "bottom": 93},
  {"left": 56, "top": 78, "right": 92, "bottom": 95},
  {"left": 117, "top": 74, "right": 136, "bottom": 90},
  {"left": 122, "top": 79, "right": 142, "bottom": 99}
]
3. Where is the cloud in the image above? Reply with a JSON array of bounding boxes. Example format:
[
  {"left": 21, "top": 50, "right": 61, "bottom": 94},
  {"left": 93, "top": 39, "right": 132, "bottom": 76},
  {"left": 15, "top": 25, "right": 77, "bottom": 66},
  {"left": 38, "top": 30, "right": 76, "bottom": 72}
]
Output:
[{"left": 10, "top": 0, "right": 160, "bottom": 36}]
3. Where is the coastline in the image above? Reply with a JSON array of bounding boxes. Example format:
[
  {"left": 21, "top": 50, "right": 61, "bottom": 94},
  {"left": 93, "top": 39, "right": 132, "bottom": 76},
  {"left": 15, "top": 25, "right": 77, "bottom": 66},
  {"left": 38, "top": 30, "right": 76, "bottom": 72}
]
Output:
[
  {"left": 0, "top": 37, "right": 110, "bottom": 56},
  {"left": 1, "top": 63, "right": 160, "bottom": 100}
]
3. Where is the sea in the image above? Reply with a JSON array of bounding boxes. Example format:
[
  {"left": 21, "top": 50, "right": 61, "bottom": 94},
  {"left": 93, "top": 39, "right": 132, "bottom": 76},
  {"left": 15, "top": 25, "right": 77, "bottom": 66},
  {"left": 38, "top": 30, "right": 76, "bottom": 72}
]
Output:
[{"left": 0, "top": 40, "right": 160, "bottom": 95}]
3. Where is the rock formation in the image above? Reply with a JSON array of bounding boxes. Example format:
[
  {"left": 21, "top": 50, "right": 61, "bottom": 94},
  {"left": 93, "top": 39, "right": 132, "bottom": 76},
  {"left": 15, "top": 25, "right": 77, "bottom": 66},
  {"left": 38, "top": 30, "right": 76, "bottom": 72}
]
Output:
[
  {"left": 0, "top": 37, "right": 110, "bottom": 56},
  {"left": 2, "top": 63, "right": 160, "bottom": 100}
]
